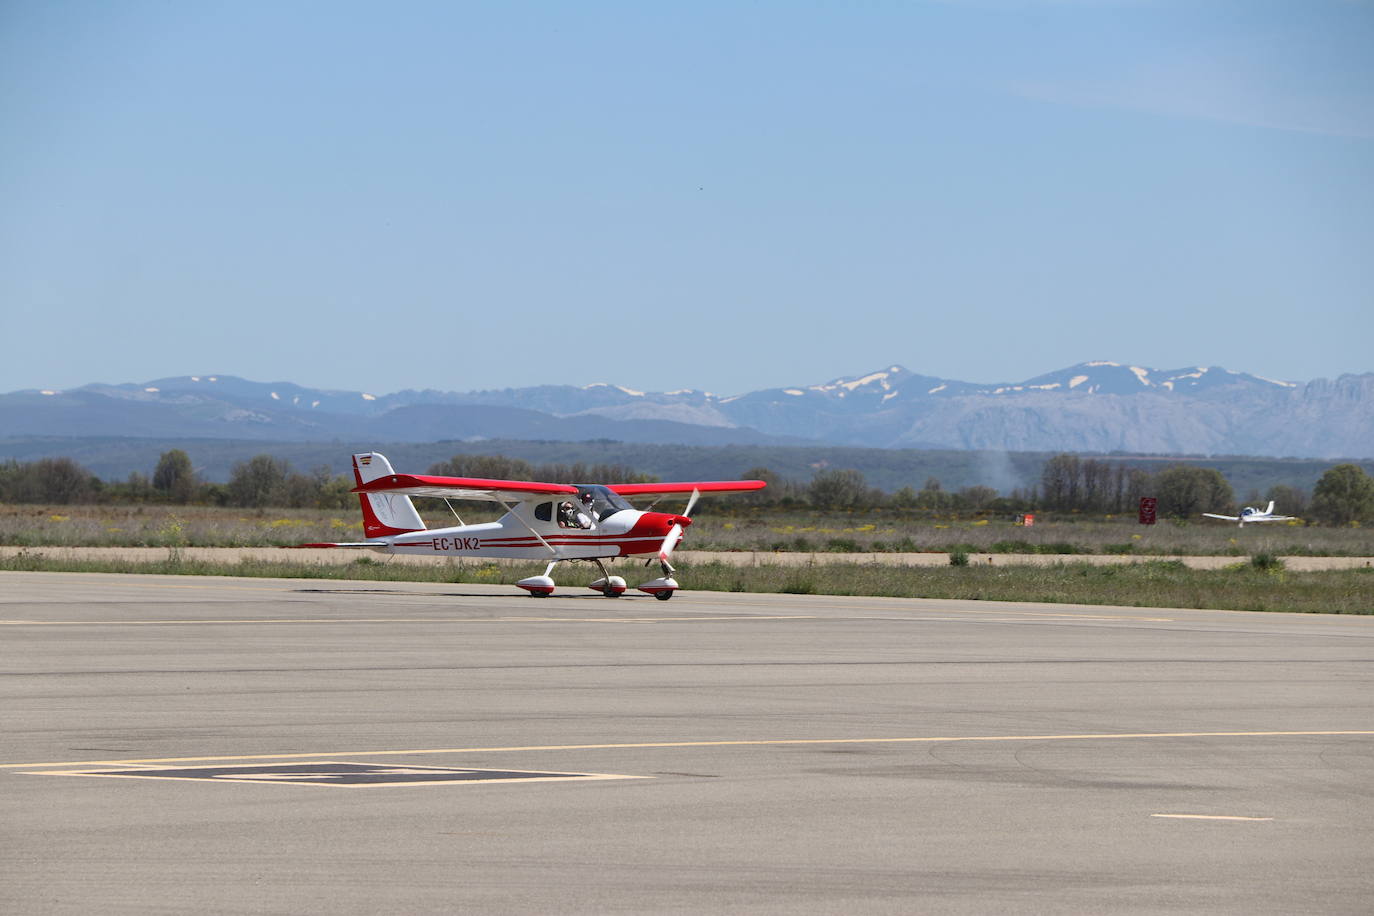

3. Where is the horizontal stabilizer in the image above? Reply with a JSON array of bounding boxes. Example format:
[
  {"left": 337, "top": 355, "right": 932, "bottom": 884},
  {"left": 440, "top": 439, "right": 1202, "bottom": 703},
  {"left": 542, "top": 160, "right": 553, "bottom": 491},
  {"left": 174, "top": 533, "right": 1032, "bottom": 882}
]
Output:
[{"left": 291, "top": 541, "right": 389, "bottom": 548}]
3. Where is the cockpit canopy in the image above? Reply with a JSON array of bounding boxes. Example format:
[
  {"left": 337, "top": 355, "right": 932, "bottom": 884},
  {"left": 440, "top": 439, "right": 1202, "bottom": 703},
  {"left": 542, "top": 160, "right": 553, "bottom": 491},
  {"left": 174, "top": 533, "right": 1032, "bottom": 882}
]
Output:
[{"left": 575, "top": 484, "right": 635, "bottom": 521}]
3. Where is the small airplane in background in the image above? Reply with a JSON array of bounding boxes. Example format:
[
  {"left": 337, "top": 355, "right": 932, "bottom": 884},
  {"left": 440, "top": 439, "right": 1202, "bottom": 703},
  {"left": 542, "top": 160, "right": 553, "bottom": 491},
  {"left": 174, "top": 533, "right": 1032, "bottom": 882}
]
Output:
[
  {"left": 1202, "top": 501, "right": 1296, "bottom": 527},
  {"left": 298, "top": 452, "right": 765, "bottom": 598}
]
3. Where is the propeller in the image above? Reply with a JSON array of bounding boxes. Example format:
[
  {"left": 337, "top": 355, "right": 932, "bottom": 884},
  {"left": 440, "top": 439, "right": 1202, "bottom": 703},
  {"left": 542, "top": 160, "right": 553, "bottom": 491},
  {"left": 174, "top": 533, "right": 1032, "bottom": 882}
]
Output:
[{"left": 656, "top": 488, "right": 700, "bottom": 574}]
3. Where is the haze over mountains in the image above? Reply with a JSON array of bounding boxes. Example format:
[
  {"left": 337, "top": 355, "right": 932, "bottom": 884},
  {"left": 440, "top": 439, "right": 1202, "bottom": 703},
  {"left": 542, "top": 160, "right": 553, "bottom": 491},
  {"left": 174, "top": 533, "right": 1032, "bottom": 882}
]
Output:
[{"left": 3, "top": 362, "right": 1371, "bottom": 459}]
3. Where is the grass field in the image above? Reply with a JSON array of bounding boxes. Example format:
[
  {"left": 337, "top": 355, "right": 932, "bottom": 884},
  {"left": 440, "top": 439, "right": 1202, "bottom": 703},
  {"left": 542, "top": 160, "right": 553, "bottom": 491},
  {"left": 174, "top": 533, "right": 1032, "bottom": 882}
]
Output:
[
  {"left": 2, "top": 552, "right": 1371, "bottom": 615},
  {"left": 6, "top": 502, "right": 1372, "bottom": 614},
  {"left": 688, "top": 509, "right": 1374, "bottom": 557},
  {"left": 5, "top": 503, "right": 1372, "bottom": 557}
]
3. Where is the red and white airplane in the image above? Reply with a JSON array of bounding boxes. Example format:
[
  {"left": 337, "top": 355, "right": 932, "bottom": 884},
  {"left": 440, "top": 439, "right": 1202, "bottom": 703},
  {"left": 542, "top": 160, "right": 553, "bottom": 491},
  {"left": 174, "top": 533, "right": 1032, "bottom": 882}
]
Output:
[{"left": 301, "top": 452, "right": 766, "bottom": 599}]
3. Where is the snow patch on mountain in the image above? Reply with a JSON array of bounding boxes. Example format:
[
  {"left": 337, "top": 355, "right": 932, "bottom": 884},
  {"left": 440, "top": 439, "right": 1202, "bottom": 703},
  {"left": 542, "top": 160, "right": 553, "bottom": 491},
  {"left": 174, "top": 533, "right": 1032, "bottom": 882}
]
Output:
[
  {"left": 839, "top": 371, "right": 892, "bottom": 391},
  {"left": 583, "top": 383, "right": 646, "bottom": 397},
  {"left": 1254, "top": 374, "right": 1298, "bottom": 388}
]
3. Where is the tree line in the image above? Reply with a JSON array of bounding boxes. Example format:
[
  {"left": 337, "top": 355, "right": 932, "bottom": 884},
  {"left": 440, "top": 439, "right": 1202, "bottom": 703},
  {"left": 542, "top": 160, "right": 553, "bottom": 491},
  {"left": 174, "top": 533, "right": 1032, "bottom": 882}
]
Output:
[
  {"left": 0, "top": 452, "right": 358, "bottom": 509},
  {"left": 0, "top": 451, "right": 661, "bottom": 510},
  {"left": 2, "top": 450, "right": 1373, "bottom": 525},
  {"left": 1034, "top": 453, "right": 1372, "bottom": 524}
]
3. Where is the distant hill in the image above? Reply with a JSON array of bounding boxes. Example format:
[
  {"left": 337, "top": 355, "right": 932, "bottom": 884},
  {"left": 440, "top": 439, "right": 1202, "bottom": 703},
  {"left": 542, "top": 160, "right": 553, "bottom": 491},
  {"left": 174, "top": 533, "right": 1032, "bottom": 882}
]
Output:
[{"left": 3, "top": 361, "right": 1371, "bottom": 458}]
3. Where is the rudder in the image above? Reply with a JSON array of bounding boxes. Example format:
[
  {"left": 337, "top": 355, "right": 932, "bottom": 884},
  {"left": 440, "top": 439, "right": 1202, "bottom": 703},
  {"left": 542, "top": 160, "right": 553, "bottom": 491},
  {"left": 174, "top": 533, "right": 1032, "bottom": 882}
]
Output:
[{"left": 353, "top": 452, "right": 426, "bottom": 537}]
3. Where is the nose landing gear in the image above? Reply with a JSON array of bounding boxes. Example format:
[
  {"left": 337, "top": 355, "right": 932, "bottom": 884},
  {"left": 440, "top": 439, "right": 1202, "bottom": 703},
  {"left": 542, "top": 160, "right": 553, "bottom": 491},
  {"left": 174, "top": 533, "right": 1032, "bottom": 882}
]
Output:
[{"left": 636, "top": 576, "right": 679, "bottom": 600}]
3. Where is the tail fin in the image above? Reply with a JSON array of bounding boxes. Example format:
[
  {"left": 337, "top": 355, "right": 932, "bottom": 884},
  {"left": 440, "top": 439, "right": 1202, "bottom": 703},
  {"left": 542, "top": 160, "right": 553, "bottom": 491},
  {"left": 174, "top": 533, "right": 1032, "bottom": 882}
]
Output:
[
  {"left": 1265, "top": 500, "right": 1275, "bottom": 516},
  {"left": 353, "top": 452, "right": 426, "bottom": 537}
]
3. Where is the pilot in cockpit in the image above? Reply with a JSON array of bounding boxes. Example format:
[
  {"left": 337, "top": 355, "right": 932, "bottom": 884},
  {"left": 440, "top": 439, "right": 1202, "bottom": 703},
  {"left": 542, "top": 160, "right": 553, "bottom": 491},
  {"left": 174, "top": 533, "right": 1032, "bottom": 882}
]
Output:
[
  {"left": 557, "top": 496, "right": 594, "bottom": 529},
  {"left": 576, "top": 492, "right": 595, "bottom": 528}
]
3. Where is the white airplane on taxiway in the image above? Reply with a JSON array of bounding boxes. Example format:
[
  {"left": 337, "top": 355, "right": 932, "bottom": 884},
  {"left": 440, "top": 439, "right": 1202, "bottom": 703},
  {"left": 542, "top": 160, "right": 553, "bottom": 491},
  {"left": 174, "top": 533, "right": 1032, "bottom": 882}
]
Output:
[{"left": 1202, "top": 501, "right": 1296, "bottom": 527}]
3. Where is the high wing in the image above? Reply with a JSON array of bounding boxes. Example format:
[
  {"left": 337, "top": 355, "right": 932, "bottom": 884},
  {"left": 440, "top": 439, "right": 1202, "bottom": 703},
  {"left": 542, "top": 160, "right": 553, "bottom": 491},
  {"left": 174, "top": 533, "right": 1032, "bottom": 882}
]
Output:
[
  {"left": 353, "top": 474, "right": 578, "bottom": 503},
  {"left": 607, "top": 480, "right": 767, "bottom": 496}
]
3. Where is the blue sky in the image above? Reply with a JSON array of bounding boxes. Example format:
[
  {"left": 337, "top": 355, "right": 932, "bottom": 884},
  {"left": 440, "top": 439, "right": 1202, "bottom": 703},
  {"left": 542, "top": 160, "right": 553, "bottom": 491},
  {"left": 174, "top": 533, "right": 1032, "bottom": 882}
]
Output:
[{"left": 3, "top": 0, "right": 1371, "bottom": 395}]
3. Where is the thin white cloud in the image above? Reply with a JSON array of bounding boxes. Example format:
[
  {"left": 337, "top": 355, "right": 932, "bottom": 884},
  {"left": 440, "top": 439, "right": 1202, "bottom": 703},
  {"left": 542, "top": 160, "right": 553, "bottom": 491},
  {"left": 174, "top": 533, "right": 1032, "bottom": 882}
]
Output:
[
  {"left": 1011, "top": 77, "right": 1374, "bottom": 140},
  {"left": 1006, "top": 24, "right": 1374, "bottom": 140}
]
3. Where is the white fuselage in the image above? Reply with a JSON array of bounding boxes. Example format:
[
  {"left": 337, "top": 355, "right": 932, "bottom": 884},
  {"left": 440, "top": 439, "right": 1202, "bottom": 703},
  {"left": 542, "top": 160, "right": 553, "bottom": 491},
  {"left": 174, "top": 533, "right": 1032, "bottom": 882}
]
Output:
[{"left": 378, "top": 504, "right": 673, "bottom": 561}]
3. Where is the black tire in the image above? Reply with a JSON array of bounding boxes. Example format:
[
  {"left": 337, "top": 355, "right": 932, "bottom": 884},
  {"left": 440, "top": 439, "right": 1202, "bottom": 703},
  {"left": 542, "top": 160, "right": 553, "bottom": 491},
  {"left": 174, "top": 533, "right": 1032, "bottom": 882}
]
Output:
[
  {"left": 602, "top": 588, "right": 620, "bottom": 598},
  {"left": 654, "top": 591, "right": 673, "bottom": 601}
]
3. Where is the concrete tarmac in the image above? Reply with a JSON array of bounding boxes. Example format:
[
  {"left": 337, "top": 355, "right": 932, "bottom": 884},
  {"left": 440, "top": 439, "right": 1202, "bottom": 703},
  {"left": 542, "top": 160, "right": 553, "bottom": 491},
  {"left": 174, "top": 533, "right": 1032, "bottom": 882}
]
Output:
[{"left": 2, "top": 571, "right": 1373, "bottom": 914}]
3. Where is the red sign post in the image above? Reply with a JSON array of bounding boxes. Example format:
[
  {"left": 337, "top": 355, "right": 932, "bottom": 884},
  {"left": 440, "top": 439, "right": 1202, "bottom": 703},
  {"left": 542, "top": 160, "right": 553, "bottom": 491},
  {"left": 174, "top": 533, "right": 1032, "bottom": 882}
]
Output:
[{"left": 1139, "top": 497, "right": 1157, "bottom": 525}]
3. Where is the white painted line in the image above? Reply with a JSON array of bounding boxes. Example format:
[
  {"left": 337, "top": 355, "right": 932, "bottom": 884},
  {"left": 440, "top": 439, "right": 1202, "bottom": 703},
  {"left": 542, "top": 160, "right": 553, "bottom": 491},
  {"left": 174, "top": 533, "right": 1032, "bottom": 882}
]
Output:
[{"left": 1151, "top": 814, "right": 1274, "bottom": 821}]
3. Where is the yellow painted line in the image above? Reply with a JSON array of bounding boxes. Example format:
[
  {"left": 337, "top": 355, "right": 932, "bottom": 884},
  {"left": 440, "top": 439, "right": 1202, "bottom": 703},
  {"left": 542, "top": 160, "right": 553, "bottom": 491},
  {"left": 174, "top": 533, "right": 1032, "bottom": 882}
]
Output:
[
  {"left": 1151, "top": 814, "right": 1274, "bottom": 822},
  {"left": 3, "top": 730, "right": 1370, "bottom": 771},
  {"left": 0, "top": 615, "right": 814, "bottom": 626}
]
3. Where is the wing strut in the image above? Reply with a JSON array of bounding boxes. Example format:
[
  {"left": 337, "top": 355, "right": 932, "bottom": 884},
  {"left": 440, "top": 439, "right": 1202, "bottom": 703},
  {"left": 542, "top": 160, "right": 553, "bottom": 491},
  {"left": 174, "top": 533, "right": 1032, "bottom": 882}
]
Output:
[
  {"left": 498, "top": 499, "right": 558, "bottom": 557},
  {"left": 442, "top": 498, "right": 466, "bottom": 526}
]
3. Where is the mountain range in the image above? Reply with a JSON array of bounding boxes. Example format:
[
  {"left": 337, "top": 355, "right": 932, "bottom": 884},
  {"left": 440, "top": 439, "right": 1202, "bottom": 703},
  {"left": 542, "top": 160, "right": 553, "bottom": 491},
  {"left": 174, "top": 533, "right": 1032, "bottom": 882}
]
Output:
[{"left": 3, "top": 362, "right": 1372, "bottom": 458}]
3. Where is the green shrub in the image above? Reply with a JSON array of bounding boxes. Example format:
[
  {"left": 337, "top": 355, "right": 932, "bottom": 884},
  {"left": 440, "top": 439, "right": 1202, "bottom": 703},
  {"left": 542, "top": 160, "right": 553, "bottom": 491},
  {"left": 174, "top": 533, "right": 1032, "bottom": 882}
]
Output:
[{"left": 949, "top": 549, "right": 970, "bottom": 567}]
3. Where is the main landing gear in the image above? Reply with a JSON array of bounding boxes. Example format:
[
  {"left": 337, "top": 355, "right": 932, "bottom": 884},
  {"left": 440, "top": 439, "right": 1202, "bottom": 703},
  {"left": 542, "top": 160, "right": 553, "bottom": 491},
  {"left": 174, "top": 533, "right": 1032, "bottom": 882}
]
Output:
[{"left": 514, "top": 558, "right": 677, "bottom": 599}]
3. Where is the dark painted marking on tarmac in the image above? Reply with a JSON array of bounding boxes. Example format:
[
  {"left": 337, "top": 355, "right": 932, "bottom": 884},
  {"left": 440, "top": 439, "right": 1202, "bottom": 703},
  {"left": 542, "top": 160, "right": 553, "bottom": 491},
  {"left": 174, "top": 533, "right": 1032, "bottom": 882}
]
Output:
[
  {"left": 30, "top": 761, "right": 633, "bottom": 787},
  {"left": 652, "top": 771, "right": 720, "bottom": 778}
]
